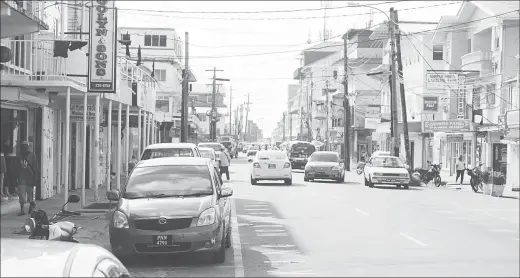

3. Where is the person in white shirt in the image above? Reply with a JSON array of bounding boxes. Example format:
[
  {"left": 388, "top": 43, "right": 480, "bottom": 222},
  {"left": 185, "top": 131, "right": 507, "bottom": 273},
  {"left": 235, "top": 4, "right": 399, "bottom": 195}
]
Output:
[
  {"left": 219, "top": 147, "right": 231, "bottom": 181},
  {"left": 455, "top": 155, "right": 466, "bottom": 185}
]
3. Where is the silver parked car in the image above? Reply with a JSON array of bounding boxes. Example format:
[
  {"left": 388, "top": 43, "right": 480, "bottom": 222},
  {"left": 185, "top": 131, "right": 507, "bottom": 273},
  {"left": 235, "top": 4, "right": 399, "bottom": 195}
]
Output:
[
  {"left": 0, "top": 238, "right": 130, "bottom": 277},
  {"left": 107, "top": 157, "right": 233, "bottom": 263}
]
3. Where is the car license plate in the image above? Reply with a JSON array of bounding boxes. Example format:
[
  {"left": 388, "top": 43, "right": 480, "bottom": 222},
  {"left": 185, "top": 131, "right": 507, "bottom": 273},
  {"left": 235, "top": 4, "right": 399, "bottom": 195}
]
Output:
[
  {"left": 152, "top": 235, "right": 172, "bottom": 246},
  {"left": 317, "top": 172, "right": 325, "bottom": 176},
  {"left": 268, "top": 164, "right": 276, "bottom": 169},
  {"left": 300, "top": 154, "right": 306, "bottom": 158}
]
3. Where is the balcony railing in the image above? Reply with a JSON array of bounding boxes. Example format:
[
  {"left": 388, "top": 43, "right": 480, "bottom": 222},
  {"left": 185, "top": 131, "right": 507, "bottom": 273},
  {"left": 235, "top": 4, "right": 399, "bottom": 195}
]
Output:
[
  {"left": 0, "top": 39, "right": 86, "bottom": 87},
  {"left": 1, "top": 1, "right": 49, "bottom": 32},
  {"left": 461, "top": 51, "right": 492, "bottom": 75}
]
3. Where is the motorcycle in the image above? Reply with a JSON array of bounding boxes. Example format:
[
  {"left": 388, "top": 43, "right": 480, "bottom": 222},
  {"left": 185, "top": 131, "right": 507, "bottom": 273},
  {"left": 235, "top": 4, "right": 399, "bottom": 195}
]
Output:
[
  {"left": 467, "top": 162, "right": 484, "bottom": 193},
  {"left": 356, "top": 162, "right": 366, "bottom": 175},
  {"left": 22, "top": 194, "right": 82, "bottom": 242},
  {"left": 413, "top": 161, "right": 442, "bottom": 187}
]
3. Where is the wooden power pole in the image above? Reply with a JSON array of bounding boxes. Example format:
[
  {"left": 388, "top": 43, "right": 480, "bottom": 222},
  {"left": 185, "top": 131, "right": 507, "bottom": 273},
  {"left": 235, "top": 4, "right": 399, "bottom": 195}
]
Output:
[
  {"left": 389, "top": 7, "right": 400, "bottom": 157},
  {"left": 342, "top": 32, "right": 351, "bottom": 171},
  {"left": 205, "top": 67, "right": 229, "bottom": 141},
  {"left": 393, "top": 8, "right": 412, "bottom": 166},
  {"left": 244, "top": 93, "right": 251, "bottom": 142},
  {"left": 181, "top": 32, "right": 189, "bottom": 142}
]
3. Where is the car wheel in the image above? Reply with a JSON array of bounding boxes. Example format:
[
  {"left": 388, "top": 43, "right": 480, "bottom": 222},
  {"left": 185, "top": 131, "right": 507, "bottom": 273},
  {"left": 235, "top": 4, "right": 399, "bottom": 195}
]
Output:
[
  {"left": 285, "top": 179, "right": 292, "bottom": 185},
  {"left": 368, "top": 176, "right": 374, "bottom": 188},
  {"left": 403, "top": 184, "right": 409, "bottom": 190},
  {"left": 225, "top": 225, "right": 232, "bottom": 248},
  {"left": 213, "top": 229, "right": 226, "bottom": 263},
  {"left": 251, "top": 176, "right": 258, "bottom": 185},
  {"left": 304, "top": 177, "right": 309, "bottom": 182}
]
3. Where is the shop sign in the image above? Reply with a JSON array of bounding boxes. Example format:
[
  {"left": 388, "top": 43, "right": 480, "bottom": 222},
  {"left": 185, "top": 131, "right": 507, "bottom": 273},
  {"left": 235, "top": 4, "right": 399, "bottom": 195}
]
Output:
[
  {"left": 423, "top": 96, "right": 439, "bottom": 112},
  {"left": 447, "top": 134, "right": 464, "bottom": 143},
  {"left": 88, "top": 0, "right": 117, "bottom": 93},
  {"left": 426, "top": 72, "right": 459, "bottom": 89},
  {"left": 498, "top": 115, "right": 505, "bottom": 129},
  {"left": 365, "top": 105, "right": 381, "bottom": 118},
  {"left": 365, "top": 118, "right": 380, "bottom": 129},
  {"left": 70, "top": 104, "right": 98, "bottom": 122},
  {"left": 506, "top": 110, "right": 519, "bottom": 129},
  {"left": 423, "top": 120, "right": 471, "bottom": 133}
]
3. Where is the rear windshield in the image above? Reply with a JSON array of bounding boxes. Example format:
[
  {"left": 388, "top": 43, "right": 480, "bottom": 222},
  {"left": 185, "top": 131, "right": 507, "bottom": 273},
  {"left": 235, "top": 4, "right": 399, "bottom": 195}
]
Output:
[
  {"left": 199, "top": 149, "right": 214, "bottom": 159},
  {"left": 221, "top": 142, "right": 232, "bottom": 147},
  {"left": 199, "top": 143, "right": 222, "bottom": 151},
  {"left": 309, "top": 153, "right": 339, "bottom": 162},
  {"left": 141, "top": 148, "right": 194, "bottom": 160},
  {"left": 290, "top": 143, "right": 315, "bottom": 154},
  {"left": 257, "top": 151, "right": 286, "bottom": 160},
  {"left": 124, "top": 165, "right": 213, "bottom": 199}
]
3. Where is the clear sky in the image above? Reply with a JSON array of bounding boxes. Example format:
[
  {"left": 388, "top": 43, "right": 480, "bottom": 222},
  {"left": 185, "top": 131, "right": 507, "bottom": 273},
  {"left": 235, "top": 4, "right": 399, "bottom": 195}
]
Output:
[{"left": 116, "top": 1, "right": 462, "bottom": 136}]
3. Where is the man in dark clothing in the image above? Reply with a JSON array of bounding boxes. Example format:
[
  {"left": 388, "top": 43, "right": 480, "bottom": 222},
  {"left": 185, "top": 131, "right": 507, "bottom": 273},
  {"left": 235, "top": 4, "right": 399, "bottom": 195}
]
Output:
[{"left": 18, "top": 141, "right": 40, "bottom": 215}]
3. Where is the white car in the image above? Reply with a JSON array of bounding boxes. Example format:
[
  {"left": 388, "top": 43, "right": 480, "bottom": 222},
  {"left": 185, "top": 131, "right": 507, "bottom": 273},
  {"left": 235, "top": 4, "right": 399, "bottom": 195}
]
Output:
[
  {"left": 364, "top": 155, "right": 411, "bottom": 189},
  {"left": 250, "top": 150, "right": 292, "bottom": 185},
  {"left": 198, "top": 142, "right": 225, "bottom": 162},
  {"left": 140, "top": 143, "right": 201, "bottom": 160},
  {"left": 247, "top": 149, "right": 258, "bottom": 162},
  {"left": 199, "top": 147, "right": 220, "bottom": 171}
]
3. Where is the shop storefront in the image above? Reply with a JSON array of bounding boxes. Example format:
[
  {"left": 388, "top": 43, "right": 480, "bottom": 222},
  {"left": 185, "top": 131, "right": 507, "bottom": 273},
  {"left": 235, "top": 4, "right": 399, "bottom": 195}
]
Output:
[{"left": 504, "top": 110, "right": 519, "bottom": 190}]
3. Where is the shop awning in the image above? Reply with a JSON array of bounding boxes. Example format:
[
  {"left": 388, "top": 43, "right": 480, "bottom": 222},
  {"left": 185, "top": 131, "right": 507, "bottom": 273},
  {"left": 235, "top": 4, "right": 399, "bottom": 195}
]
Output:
[{"left": 0, "top": 86, "right": 49, "bottom": 106}]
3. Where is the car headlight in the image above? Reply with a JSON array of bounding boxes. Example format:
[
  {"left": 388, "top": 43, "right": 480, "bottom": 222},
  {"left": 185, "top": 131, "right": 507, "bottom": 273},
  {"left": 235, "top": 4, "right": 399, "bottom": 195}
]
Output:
[
  {"left": 331, "top": 166, "right": 341, "bottom": 171},
  {"left": 373, "top": 172, "right": 384, "bottom": 176},
  {"left": 24, "top": 218, "right": 35, "bottom": 233},
  {"left": 401, "top": 173, "right": 410, "bottom": 178},
  {"left": 112, "top": 211, "right": 129, "bottom": 229},
  {"left": 197, "top": 207, "right": 216, "bottom": 226}
]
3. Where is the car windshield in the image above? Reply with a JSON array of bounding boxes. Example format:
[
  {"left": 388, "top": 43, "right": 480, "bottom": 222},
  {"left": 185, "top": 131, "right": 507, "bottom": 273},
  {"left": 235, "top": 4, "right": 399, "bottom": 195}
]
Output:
[
  {"left": 309, "top": 153, "right": 338, "bottom": 162},
  {"left": 371, "top": 157, "right": 405, "bottom": 168},
  {"left": 141, "top": 148, "right": 194, "bottom": 160},
  {"left": 199, "top": 149, "right": 215, "bottom": 160},
  {"left": 123, "top": 165, "right": 213, "bottom": 198},
  {"left": 199, "top": 143, "right": 222, "bottom": 151},
  {"left": 247, "top": 150, "right": 258, "bottom": 156},
  {"left": 257, "top": 151, "right": 286, "bottom": 160}
]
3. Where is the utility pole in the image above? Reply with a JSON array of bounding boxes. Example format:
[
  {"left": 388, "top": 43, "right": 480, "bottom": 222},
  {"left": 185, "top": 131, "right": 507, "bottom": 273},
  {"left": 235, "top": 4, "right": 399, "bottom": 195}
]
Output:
[
  {"left": 282, "top": 112, "right": 286, "bottom": 141},
  {"left": 238, "top": 104, "right": 244, "bottom": 140},
  {"left": 308, "top": 72, "right": 314, "bottom": 141},
  {"left": 229, "top": 86, "right": 232, "bottom": 138},
  {"left": 389, "top": 7, "right": 400, "bottom": 157},
  {"left": 181, "top": 32, "right": 189, "bottom": 143},
  {"left": 394, "top": 9, "right": 411, "bottom": 166},
  {"left": 325, "top": 80, "right": 330, "bottom": 151},
  {"left": 244, "top": 94, "right": 251, "bottom": 142},
  {"left": 342, "top": 32, "right": 351, "bottom": 171},
  {"left": 205, "top": 67, "right": 229, "bottom": 141}
]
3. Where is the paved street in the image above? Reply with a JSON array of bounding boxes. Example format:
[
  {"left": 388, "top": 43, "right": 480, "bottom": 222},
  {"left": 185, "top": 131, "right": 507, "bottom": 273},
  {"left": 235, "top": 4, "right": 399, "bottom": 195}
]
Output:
[{"left": 2, "top": 156, "right": 518, "bottom": 277}]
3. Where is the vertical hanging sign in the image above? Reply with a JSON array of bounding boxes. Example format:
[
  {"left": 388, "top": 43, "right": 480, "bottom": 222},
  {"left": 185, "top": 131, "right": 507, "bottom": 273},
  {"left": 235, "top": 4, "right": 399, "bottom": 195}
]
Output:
[{"left": 88, "top": 0, "right": 117, "bottom": 93}]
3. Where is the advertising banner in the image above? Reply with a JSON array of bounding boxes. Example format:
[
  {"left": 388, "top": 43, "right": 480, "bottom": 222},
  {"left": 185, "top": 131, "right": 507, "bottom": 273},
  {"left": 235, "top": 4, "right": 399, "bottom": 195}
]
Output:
[
  {"left": 423, "top": 96, "right": 439, "bottom": 113},
  {"left": 426, "top": 72, "right": 458, "bottom": 90},
  {"left": 423, "top": 120, "right": 471, "bottom": 133},
  {"left": 88, "top": 0, "right": 117, "bottom": 93}
]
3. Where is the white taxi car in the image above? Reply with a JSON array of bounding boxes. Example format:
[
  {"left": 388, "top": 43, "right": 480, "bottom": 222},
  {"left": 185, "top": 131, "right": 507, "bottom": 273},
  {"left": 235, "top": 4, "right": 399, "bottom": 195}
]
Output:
[
  {"left": 364, "top": 155, "right": 410, "bottom": 189},
  {"left": 250, "top": 150, "right": 292, "bottom": 185}
]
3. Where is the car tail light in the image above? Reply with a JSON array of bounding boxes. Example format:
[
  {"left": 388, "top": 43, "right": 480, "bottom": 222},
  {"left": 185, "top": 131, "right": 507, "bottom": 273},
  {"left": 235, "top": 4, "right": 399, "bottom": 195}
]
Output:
[
  {"left": 284, "top": 162, "right": 291, "bottom": 168},
  {"left": 253, "top": 162, "right": 261, "bottom": 168}
]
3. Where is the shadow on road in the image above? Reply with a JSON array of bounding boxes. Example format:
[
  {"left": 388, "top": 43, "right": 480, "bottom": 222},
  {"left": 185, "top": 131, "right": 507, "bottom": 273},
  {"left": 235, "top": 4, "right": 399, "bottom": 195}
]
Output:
[
  {"left": 371, "top": 185, "right": 423, "bottom": 191},
  {"left": 255, "top": 181, "right": 306, "bottom": 187}
]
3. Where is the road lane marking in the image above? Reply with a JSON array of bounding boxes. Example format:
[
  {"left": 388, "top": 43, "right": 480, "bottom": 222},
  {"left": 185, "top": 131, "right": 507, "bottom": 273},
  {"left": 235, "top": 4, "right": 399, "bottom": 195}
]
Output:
[
  {"left": 263, "top": 250, "right": 301, "bottom": 255},
  {"left": 244, "top": 204, "right": 268, "bottom": 206},
  {"left": 257, "top": 233, "right": 289, "bottom": 237},
  {"left": 245, "top": 208, "right": 270, "bottom": 211},
  {"left": 256, "top": 229, "right": 286, "bottom": 233},
  {"left": 265, "top": 260, "right": 306, "bottom": 264},
  {"left": 355, "top": 208, "right": 370, "bottom": 216},
  {"left": 399, "top": 232, "right": 428, "bottom": 247},
  {"left": 253, "top": 224, "right": 283, "bottom": 228},
  {"left": 483, "top": 212, "right": 518, "bottom": 224},
  {"left": 261, "top": 244, "right": 295, "bottom": 248},
  {"left": 231, "top": 199, "right": 245, "bottom": 277}
]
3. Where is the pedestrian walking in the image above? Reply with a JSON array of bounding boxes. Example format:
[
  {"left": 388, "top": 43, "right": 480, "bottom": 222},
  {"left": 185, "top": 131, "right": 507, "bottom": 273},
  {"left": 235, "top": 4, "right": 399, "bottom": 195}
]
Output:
[
  {"left": 219, "top": 147, "right": 231, "bottom": 181},
  {"left": 18, "top": 141, "right": 40, "bottom": 216},
  {"left": 455, "top": 155, "right": 465, "bottom": 185},
  {"left": 128, "top": 155, "right": 138, "bottom": 174}
]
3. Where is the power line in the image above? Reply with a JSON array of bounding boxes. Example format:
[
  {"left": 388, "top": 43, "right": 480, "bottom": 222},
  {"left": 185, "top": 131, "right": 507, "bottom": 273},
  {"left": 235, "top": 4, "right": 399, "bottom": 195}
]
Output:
[{"left": 118, "top": 2, "right": 461, "bottom": 21}]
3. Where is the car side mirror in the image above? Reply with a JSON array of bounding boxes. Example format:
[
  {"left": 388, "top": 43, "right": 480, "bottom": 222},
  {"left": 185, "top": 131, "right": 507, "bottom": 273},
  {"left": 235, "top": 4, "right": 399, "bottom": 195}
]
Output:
[
  {"left": 220, "top": 187, "right": 233, "bottom": 198},
  {"left": 106, "top": 189, "right": 121, "bottom": 201},
  {"left": 67, "top": 194, "right": 80, "bottom": 203}
]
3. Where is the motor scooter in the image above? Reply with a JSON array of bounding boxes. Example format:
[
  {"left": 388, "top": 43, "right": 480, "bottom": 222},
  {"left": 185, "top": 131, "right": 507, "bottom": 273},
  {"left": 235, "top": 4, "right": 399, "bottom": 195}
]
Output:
[
  {"left": 466, "top": 162, "right": 484, "bottom": 193},
  {"left": 22, "top": 194, "right": 82, "bottom": 242},
  {"left": 412, "top": 161, "right": 442, "bottom": 186},
  {"left": 356, "top": 162, "right": 366, "bottom": 175}
]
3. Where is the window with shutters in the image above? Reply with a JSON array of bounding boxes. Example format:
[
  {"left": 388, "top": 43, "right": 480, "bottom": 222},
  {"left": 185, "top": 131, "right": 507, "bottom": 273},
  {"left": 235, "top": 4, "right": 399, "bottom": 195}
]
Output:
[
  {"left": 154, "top": 69, "right": 167, "bottom": 81},
  {"left": 432, "top": 45, "right": 443, "bottom": 60},
  {"left": 467, "top": 38, "right": 472, "bottom": 54},
  {"left": 144, "top": 35, "right": 152, "bottom": 46},
  {"left": 501, "top": 85, "right": 513, "bottom": 114},
  {"left": 159, "top": 35, "right": 167, "bottom": 47},
  {"left": 145, "top": 35, "right": 168, "bottom": 47},
  {"left": 486, "top": 84, "right": 496, "bottom": 107}
]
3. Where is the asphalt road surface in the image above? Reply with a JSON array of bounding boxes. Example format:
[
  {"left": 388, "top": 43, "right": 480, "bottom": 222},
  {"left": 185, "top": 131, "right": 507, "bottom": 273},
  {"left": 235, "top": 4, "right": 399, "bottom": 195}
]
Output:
[
  {"left": 4, "top": 155, "right": 517, "bottom": 277},
  {"left": 119, "top": 155, "right": 519, "bottom": 277}
]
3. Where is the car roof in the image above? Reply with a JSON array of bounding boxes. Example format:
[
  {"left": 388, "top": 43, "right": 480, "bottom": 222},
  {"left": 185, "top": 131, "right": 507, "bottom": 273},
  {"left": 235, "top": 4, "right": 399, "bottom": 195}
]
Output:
[
  {"left": 198, "top": 147, "right": 215, "bottom": 152},
  {"left": 373, "top": 155, "right": 398, "bottom": 159},
  {"left": 136, "top": 157, "right": 210, "bottom": 168},
  {"left": 144, "top": 143, "right": 197, "bottom": 149}
]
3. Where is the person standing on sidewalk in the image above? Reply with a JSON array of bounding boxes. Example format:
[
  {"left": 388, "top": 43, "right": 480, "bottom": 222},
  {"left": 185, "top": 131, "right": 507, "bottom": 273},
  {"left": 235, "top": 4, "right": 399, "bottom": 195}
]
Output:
[
  {"left": 219, "top": 147, "right": 231, "bottom": 181},
  {"left": 455, "top": 155, "right": 465, "bottom": 185},
  {"left": 18, "top": 141, "right": 40, "bottom": 216}
]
